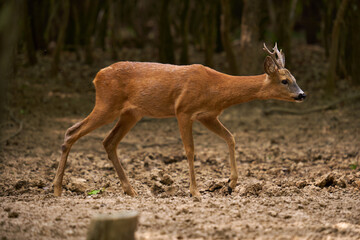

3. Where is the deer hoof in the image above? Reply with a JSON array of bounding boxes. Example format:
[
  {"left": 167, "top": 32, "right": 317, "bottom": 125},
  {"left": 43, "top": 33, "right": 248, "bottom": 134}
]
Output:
[
  {"left": 190, "top": 193, "right": 202, "bottom": 202},
  {"left": 124, "top": 187, "right": 138, "bottom": 197},
  {"left": 190, "top": 190, "right": 201, "bottom": 198}
]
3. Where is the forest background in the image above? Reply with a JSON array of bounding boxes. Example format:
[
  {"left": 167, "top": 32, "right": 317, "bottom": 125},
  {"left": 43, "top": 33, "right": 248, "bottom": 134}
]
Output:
[{"left": 0, "top": 0, "right": 359, "bottom": 117}]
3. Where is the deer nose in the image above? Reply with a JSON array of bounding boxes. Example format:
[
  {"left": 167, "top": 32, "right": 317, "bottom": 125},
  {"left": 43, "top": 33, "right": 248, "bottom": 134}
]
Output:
[{"left": 297, "top": 93, "right": 306, "bottom": 100}]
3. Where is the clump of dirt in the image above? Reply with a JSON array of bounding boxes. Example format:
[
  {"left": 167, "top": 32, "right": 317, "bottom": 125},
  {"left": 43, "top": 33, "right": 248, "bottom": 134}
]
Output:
[{"left": 315, "top": 172, "right": 348, "bottom": 188}]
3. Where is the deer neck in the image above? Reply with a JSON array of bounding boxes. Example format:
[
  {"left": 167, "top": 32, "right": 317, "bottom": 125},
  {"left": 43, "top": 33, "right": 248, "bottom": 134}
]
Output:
[{"left": 217, "top": 73, "right": 269, "bottom": 109}]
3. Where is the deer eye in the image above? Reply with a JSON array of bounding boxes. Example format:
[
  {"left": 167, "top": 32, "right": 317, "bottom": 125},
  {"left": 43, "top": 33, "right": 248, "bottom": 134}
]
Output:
[{"left": 281, "top": 80, "right": 288, "bottom": 85}]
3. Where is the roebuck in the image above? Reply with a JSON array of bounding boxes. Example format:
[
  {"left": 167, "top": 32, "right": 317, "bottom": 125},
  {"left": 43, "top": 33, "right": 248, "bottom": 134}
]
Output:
[{"left": 54, "top": 43, "right": 305, "bottom": 197}]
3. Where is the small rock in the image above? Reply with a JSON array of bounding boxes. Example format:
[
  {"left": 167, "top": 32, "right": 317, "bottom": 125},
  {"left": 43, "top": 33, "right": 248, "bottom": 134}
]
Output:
[
  {"left": 151, "top": 182, "right": 165, "bottom": 195},
  {"left": 33, "top": 179, "right": 46, "bottom": 188},
  {"left": 14, "top": 180, "right": 28, "bottom": 190},
  {"left": 335, "top": 177, "right": 347, "bottom": 188},
  {"left": 315, "top": 173, "right": 335, "bottom": 188},
  {"left": 192, "top": 195, "right": 202, "bottom": 202},
  {"left": 165, "top": 186, "right": 177, "bottom": 195},
  {"left": 8, "top": 211, "right": 19, "bottom": 218},
  {"left": 162, "top": 155, "right": 186, "bottom": 164},
  {"left": 296, "top": 180, "right": 308, "bottom": 188},
  {"left": 354, "top": 180, "right": 360, "bottom": 189},
  {"left": 207, "top": 181, "right": 224, "bottom": 192},
  {"left": 268, "top": 211, "right": 278, "bottom": 217},
  {"left": 160, "top": 174, "right": 174, "bottom": 186},
  {"left": 150, "top": 169, "right": 160, "bottom": 181},
  {"left": 86, "top": 154, "right": 94, "bottom": 161},
  {"left": 143, "top": 159, "right": 150, "bottom": 169},
  {"left": 67, "top": 177, "right": 87, "bottom": 193},
  {"left": 176, "top": 208, "right": 189, "bottom": 215},
  {"left": 240, "top": 182, "right": 263, "bottom": 196}
]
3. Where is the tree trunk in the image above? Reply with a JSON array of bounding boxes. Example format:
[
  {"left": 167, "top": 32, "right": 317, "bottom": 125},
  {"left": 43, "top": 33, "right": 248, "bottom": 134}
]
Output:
[
  {"left": 108, "top": 0, "right": 119, "bottom": 60},
  {"left": 322, "top": 1, "right": 337, "bottom": 58},
  {"left": 158, "top": 0, "right": 175, "bottom": 64},
  {"left": 239, "top": 0, "right": 262, "bottom": 75},
  {"left": 179, "top": 0, "right": 190, "bottom": 65},
  {"left": 302, "top": 0, "right": 322, "bottom": 44},
  {"left": 326, "top": 0, "right": 349, "bottom": 95},
  {"left": 95, "top": 7, "right": 108, "bottom": 51},
  {"left": 87, "top": 211, "right": 138, "bottom": 240},
  {"left": 71, "top": 3, "right": 82, "bottom": 61},
  {"left": 267, "top": 0, "right": 298, "bottom": 67},
  {"left": 84, "top": 0, "right": 100, "bottom": 65},
  {"left": 50, "top": 0, "right": 70, "bottom": 76},
  {"left": 203, "top": 0, "right": 217, "bottom": 68},
  {"left": 344, "top": 1, "right": 360, "bottom": 85},
  {"left": 24, "top": 0, "right": 37, "bottom": 65},
  {"left": 0, "top": 1, "right": 21, "bottom": 125},
  {"left": 220, "top": 0, "right": 238, "bottom": 75}
]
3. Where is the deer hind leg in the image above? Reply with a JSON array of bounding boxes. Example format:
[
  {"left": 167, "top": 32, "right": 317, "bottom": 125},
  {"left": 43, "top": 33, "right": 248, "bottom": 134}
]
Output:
[
  {"left": 103, "top": 110, "right": 141, "bottom": 197},
  {"left": 177, "top": 113, "right": 201, "bottom": 198},
  {"left": 199, "top": 116, "right": 238, "bottom": 194},
  {"left": 53, "top": 107, "right": 119, "bottom": 196}
]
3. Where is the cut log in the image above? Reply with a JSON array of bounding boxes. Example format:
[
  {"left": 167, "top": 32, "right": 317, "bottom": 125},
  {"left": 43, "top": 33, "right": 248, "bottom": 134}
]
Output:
[{"left": 87, "top": 211, "right": 139, "bottom": 240}]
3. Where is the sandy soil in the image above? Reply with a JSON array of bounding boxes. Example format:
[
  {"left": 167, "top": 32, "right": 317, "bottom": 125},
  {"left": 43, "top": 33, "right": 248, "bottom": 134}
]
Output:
[{"left": 1, "top": 48, "right": 360, "bottom": 239}]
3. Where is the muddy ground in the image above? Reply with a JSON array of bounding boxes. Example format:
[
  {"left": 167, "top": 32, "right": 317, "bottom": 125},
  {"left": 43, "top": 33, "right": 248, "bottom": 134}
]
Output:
[{"left": 1, "top": 47, "right": 360, "bottom": 239}]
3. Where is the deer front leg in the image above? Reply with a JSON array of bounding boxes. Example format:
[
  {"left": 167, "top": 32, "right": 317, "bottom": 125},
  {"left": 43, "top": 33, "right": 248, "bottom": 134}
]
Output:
[
  {"left": 199, "top": 116, "right": 238, "bottom": 193},
  {"left": 177, "top": 113, "right": 201, "bottom": 198}
]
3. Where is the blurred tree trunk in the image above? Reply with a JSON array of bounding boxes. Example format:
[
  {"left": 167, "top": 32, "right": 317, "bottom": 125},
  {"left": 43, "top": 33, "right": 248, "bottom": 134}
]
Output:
[
  {"left": 95, "top": 6, "right": 108, "bottom": 50},
  {"left": 71, "top": 3, "right": 82, "bottom": 61},
  {"left": 179, "top": 0, "right": 190, "bottom": 65},
  {"left": 203, "top": 1, "right": 217, "bottom": 68},
  {"left": 322, "top": 1, "right": 337, "bottom": 58},
  {"left": 302, "top": 0, "right": 322, "bottom": 44},
  {"left": 44, "top": 0, "right": 58, "bottom": 48},
  {"left": 50, "top": 0, "right": 70, "bottom": 76},
  {"left": 0, "top": 1, "right": 21, "bottom": 125},
  {"left": 24, "top": 0, "right": 37, "bottom": 65},
  {"left": 108, "top": 0, "right": 119, "bottom": 60},
  {"left": 339, "top": 0, "right": 360, "bottom": 86},
  {"left": 84, "top": 0, "right": 100, "bottom": 65},
  {"left": 326, "top": 0, "right": 349, "bottom": 95},
  {"left": 220, "top": 0, "right": 238, "bottom": 75},
  {"left": 239, "top": 0, "right": 262, "bottom": 75},
  {"left": 158, "top": 0, "right": 175, "bottom": 64},
  {"left": 267, "top": 0, "right": 298, "bottom": 67},
  {"left": 346, "top": 1, "right": 360, "bottom": 85}
]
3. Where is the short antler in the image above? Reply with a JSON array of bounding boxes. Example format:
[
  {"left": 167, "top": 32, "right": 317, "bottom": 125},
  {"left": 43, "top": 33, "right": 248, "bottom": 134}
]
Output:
[{"left": 263, "top": 43, "right": 285, "bottom": 69}]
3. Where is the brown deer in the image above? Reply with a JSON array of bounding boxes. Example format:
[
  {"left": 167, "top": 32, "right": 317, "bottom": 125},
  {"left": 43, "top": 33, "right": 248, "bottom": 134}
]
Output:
[{"left": 54, "top": 43, "right": 305, "bottom": 198}]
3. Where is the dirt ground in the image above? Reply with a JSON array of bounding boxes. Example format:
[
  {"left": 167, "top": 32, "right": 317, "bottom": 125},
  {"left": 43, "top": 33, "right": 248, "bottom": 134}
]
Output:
[{"left": 1, "top": 47, "right": 360, "bottom": 239}]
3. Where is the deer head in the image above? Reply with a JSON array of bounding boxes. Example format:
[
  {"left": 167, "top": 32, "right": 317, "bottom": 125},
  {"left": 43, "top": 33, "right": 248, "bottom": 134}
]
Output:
[{"left": 263, "top": 43, "right": 306, "bottom": 102}]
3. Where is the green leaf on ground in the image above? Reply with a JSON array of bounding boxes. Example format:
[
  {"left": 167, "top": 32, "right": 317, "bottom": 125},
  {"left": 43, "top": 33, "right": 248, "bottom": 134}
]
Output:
[
  {"left": 349, "top": 164, "right": 357, "bottom": 170},
  {"left": 87, "top": 189, "right": 102, "bottom": 195}
]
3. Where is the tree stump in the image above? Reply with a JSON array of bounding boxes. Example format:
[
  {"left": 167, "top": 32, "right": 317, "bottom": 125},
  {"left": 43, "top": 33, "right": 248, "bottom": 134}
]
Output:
[{"left": 87, "top": 211, "right": 139, "bottom": 240}]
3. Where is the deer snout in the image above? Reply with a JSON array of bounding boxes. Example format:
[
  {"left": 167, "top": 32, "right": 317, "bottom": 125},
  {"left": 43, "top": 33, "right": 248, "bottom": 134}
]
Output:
[{"left": 294, "top": 92, "right": 306, "bottom": 101}]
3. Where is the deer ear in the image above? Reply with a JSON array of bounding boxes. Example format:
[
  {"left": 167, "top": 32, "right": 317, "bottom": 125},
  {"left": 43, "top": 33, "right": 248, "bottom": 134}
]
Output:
[{"left": 264, "top": 56, "right": 277, "bottom": 75}]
